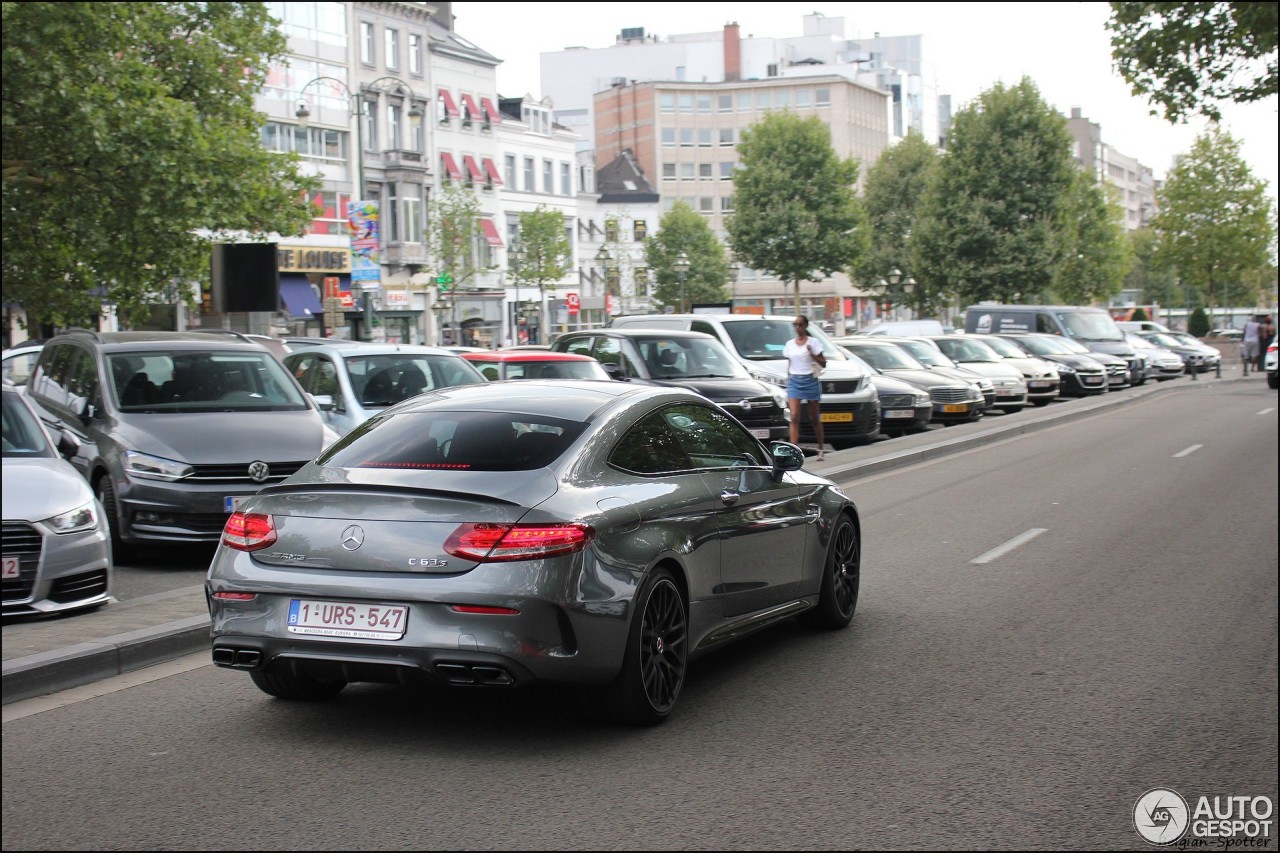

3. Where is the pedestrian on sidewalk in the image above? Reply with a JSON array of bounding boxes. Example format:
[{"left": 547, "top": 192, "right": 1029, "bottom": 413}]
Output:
[
  {"left": 784, "top": 315, "right": 827, "bottom": 460},
  {"left": 1242, "top": 316, "right": 1261, "bottom": 375},
  {"left": 1256, "top": 315, "right": 1275, "bottom": 372}
]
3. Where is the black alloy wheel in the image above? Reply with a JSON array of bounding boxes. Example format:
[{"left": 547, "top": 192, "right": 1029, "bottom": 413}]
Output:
[
  {"left": 800, "top": 514, "right": 860, "bottom": 630},
  {"left": 94, "top": 476, "right": 135, "bottom": 563},
  {"left": 600, "top": 568, "right": 688, "bottom": 726}
]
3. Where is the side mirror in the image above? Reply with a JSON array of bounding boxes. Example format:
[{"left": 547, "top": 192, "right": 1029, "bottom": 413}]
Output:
[
  {"left": 769, "top": 440, "right": 805, "bottom": 477},
  {"left": 310, "top": 393, "right": 335, "bottom": 412},
  {"left": 57, "top": 429, "right": 81, "bottom": 460}
]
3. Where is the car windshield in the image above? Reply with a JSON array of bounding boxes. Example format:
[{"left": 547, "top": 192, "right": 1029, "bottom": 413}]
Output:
[
  {"left": 849, "top": 344, "right": 922, "bottom": 371},
  {"left": 319, "top": 411, "right": 587, "bottom": 472},
  {"left": 344, "top": 354, "right": 486, "bottom": 406},
  {"left": 635, "top": 337, "right": 751, "bottom": 379},
  {"left": 978, "top": 336, "right": 1028, "bottom": 359},
  {"left": 894, "top": 340, "right": 954, "bottom": 368},
  {"left": 1018, "top": 335, "right": 1072, "bottom": 355},
  {"left": 720, "top": 319, "right": 851, "bottom": 361},
  {"left": 1165, "top": 332, "right": 1204, "bottom": 347},
  {"left": 934, "top": 338, "right": 1001, "bottom": 363},
  {"left": 1143, "top": 332, "right": 1185, "bottom": 349},
  {"left": 2, "top": 390, "right": 55, "bottom": 458},
  {"left": 1057, "top": 311, "right": 1124, "bottom": 342},
  {"left": 109, "top": 351, "right": 309, "bottom": 412},
  {"left": 1125, "top": 334, "right": 1157, "bottom": 350}
]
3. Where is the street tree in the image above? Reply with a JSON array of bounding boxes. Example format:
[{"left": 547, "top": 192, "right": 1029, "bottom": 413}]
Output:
[
  {"left": 726, "top": 112, "right": 868, "bottom": 311},
  {"left": 645, "top": 202, "right": 729, "bottom": 312},
  {"left": 914, "top": 77, "right": 1077, "bottom": 306},
  {"left": 1107, "top": 1, "right": 1279, "bottom": 123},
  {"left": 2, "top": 2, "right": 318, "bottom": 330},
  {"left": 425, "top": 182, "right": 485, "bottom": 342},
  {"left": 858, "top": 130, "right": 943, "bottom": 316},
  {"left": 1124, "top": 227, "right": 1184, "bottom": 314},
  {"left": 1152, "top": 127, "right": 1275, "bottom": 324},
  {"left": 1050, "top": 172, "right": 1132, "bottom": 304},
  {"left": 508, "top": 206, "right": 571, "bottom": 342}
]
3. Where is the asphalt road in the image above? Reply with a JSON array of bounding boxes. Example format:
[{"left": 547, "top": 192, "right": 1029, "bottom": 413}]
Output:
[{"left": 3, "top": 379, "right": 1275, "bottom": 851}]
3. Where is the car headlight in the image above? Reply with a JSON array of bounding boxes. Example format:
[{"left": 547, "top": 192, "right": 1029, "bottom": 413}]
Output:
[
  {"left": 123, "top": 450, "right": 193, "bottom": 481},
  {"left": 967, "top": 385, "right": 984, "bottom": 401},
  {"left": 45, "top": 501, "right": 99, "bottom": 534},
  {"left": 912, "top": 391, "right": 931, "bottom": 406},
  {"left": 1055, "top": 363, "right": 1077, "bottom": 374},
  {"left": 771, "top": 389, "right": 788, "bottom": 410},
  {"left": 750, "top": 369, "right": 786, "bottom": 388}
]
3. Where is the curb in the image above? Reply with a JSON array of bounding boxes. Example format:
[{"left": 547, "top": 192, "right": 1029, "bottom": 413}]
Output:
[{"left": 1, "top": 375, "right": 1249, "bottom": 704}]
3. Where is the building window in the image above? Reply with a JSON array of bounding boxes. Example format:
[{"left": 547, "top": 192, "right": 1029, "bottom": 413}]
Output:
[
  {"left": 387, "top": 103, "right": 401, "bottom": 150},
  {"left": 816, "top": 87, "right": 831, "bottom": 105},
  {"left": 698, "top": 163, "right": 713, "bottom": 179},
  {"left": 775, "top": 90, "right": 790, "bottom": 108},
  {"left": 698, "top": 128, "right": 712, "bottom": 147},
  {"left": 720, "top": 162, "right": 735, "bottom": 180},
  {"left": 543, "top": 159, "right": 554, "bottom": 194},
  {"left": 411, "top": 108, "right": 424, "bottom": 152},
  {"left": 719, "top": 128, "right": 734, "bottom": 146},
  {"left": 767, "top": 63, "right": 778, "bottom": 77},
  {"left": 696, "top": 94, "right": 711, "bottom": 113},
  {"left": 561, "top": 162, "right": 572, "bottom": 195},
  {"left": 385, "top": 183, "right": 397, "bottom": 242},
  {"left": 679, "top": 163, "right": 695, "bottom": 179},
  {"left": 385, "top": 28, "right": 398, "bottom": 69},
  {"left": 401, "top": 186, "right": 422, "bottom": 243},
  {"left": 699, "top": 197, "right": 714, "bottom": 213},
  {"left": 718, "top": 94, "right": 733, "bottom": 112},
  {"left": 679, "top": 128, "right": 694, "bottom": 147},
  {"left": 720, "top": 195, "right": 734, "bottom": 212},
  {"left": 633, "top": 220, "right": 647, "bottom": 241},
  {"left": 304, "top": 190, "right": 352, "bottom": 236},
  {"left": 505, "top": 154, "right": 517, "bottom": 188},
  {"left": 662, "top": 128, "right": 676, "bottom": 147},
  {"left": 678, "top": 93, "right": 693, "bottom": 112},
  {"left": 360, "top": 21, "right": 374, "bottom": 64},
  {"left": 662, "top": 162, "right": 676, "bottom": 179},
  {"left": 605, "top": 219, "right": 619, "bottom": 241},
  {"left": 737, "top": 92, "right": 751, "bottom": 111},
  {"left": 408, "top": 33, "right": 422, "bottom": 75},
  {"left": 660, "top": 93, "right": 675, "bottom": 112},
  {"left": 795, "top": 89, "right": 811, "bottom": 107},
  {"left": 363, "top": 100, "right": 377, "bottom": 150},
  {"left": 756, "top": 91, "right": 772, "bottom": 109},
  {"left": 524, "top": 157, "right": 535, "bottom": 191}
]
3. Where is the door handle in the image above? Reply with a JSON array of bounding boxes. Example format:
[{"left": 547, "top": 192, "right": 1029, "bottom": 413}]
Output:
[{"left": 719, "top": 490, "right": 739, "bottom": 505}]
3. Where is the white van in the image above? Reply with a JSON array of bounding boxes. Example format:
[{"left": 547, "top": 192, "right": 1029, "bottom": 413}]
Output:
[{"left": 1116, "top": 320, "right": 1170, "bottom": 333}]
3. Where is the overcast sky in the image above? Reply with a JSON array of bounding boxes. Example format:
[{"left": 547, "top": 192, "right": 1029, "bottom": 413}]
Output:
[{"left": 454, "top": 1, "right": 1278, "bottom": 202}]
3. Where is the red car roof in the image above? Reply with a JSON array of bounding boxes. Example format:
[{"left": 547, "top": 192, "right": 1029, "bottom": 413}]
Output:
[{"left": 461, "top": 351, "right": 597, "bottom": 363}]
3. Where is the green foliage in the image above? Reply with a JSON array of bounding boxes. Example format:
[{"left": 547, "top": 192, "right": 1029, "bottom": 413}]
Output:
[
  {"left": 1152, "top": 127, "right": 1275, "bottom": 314},
  {"left": 1107, "top": 2, "right": 1279, "bottom": 123},
  {"left": 1125, "top": 227, "right": 1183, "bottom": 309},
  {"left": 645, "top": 203, "right": 729, "bottom": 311},
  {"left": 859, "top": 131, "right": 942, "bottom": 315},
  {"left": 1050, "top": 172, "right": 1132, "bottom": 304},
  {"left": 726, "top": 112, "right": 868, "bottom": 308},
  {"left": 1130, "top": 306, "right": 1149, "bottom": 321},
  {"left": 1188, "top": 306, "right": 1210, "bottom": 337},
  {"left": 508, "top": 206, "right": 571, "bottom": 333},
  {"left": 915, "top": 78, "right": 1077, "bottom": 306},
  {"left": 427, "top": 182, "right": 482, "bottom": 285},
  {"left": 2, "top": 2, "right": 319, "bottom": 330}
]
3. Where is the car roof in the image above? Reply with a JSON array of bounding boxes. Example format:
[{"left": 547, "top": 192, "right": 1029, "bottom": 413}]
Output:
[
  {"left": 563, "top": 328, "right": 718, "bottom": 340},
  {"left": 285, "top": 343, "right": 464, "bottom": 358},
  {"left": 47, "top": 330, "right": 276, "bottom": 353},
  {"left": 461, "top": 351, "right": 598, "bottom": 363},
  {"left": 612, "top": 312, "right": 798, "bottom": 325},
  {"left": 389, "top": 378, "right": 694, "bottom": 421}
]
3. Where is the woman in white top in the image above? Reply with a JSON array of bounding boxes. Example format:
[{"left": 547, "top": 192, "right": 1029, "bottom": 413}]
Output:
[{"left": 783, "top": 315, "right": 827, "bottom": 459}]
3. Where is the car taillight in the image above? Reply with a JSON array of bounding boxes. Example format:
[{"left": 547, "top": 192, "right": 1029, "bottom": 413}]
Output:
[
  {"left": 443, "top": 522, "right": 594, "bottom": 562},
  {"left": 222, "top": 512, "right": 277, "bottom": 552}
]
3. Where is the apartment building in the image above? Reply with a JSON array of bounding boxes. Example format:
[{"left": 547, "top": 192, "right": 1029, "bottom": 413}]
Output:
[{"left": 1066, "top": 107, "right": 1159, "bottom": 233}]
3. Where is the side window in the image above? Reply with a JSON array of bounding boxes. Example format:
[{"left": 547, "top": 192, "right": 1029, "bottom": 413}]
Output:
[
  {"left": 1036, "top": 314, "right": 1058, "bottom": 335},
  {"left": 663, "top": 403, "right": 767, "bottom": 468},
  {"left": 560, "top": 336, "right": 595, "bottom": 358},
  {"left": 287, "top": 354, "right": 316, "bottom": 389},
  {"left": 64, "top": 348, "right": 99, "bottom": 413},
  {"left": 312, "top": 358, "right": 342, "bottom": 407},
  {"left": 608, "top": 408, "right": 693, "bottom": 474},
  {"left": 32, "top": 344, "right": 77, "bottom": 410}
]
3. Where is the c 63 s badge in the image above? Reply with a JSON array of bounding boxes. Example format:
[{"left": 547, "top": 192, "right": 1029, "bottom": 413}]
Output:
[{"left": 409, "top": 558, "right": 449, "bottom": 568}]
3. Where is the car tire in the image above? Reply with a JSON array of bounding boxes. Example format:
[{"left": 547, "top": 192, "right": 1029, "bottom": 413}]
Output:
[
  {"left": 597, "top": 567, "right": 687, "bottom": 726},
  {"left": 799, "top": 513, "right": 859, "bottom": 630},
  {"left": 250, "top": 669, "right": 347, "bottom": 701},
  {"left": 1268, "top": 373, "right": 1278, "bottom": 390},
  {"left": 94, "top": 476, "right": 136, "bottom": 563},
  {"left": 1031, "top": 398, "right": 1053, "bottom": 407}
]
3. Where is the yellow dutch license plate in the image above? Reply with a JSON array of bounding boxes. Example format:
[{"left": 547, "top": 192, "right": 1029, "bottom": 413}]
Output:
[
  {"left": 820, "top": 412, "right": 853, "bottom": 423},
  {"left": 942, "top": 404, "right": 968, "bottom": 413}
]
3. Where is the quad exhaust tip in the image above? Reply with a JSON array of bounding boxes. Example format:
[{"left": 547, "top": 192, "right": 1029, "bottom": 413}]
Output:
[
  {"left": 435, "top": 663, "right": 514, "bottom": 686},
  {"left": 212, "top": 646, "right": 262, "bottom": 669}
]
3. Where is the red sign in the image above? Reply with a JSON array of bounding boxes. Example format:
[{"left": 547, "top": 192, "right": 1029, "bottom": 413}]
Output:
[
  {"left": 605, "top": 293, "right": 615, "bottom": 315},
  {"left": 565, "top": 292, "right": 580, "bottom": 315},
  {"left": 324, "top": 277, "right": 341, "bottom": 298}
]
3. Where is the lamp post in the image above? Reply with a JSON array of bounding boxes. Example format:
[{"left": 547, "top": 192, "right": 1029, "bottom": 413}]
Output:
[
  {"left": 727, "top": 259, "right": 740, "bottom": 311},
  {"left": 295, "top": 75, "right": 424, "bottom": 341},
  {"left": 674, "top": 251, "right": 690, "bottom": 313},
  {"left": 510, "top": 241, "right": 528, "bottom": 344},
  {"left": 595, "top": 245, "right": 615, "bottom": 323},
  {"left": 885, "top": 267, "right": 917, "bottom": 320}
]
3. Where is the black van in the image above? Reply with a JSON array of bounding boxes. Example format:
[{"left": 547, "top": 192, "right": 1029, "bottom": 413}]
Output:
[{"left": 964, "top": 304, "right": 1143, "bottom": 384}]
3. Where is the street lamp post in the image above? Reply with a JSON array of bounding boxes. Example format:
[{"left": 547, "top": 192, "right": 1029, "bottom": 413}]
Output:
[
  {"left": 674, "top": 251, "right": 690, "bottom": 313},
  {"left": 727, "top": 259, "right": 740, "bottom": 311},
  {"left": 295, "top": 75, "right": 423, "bottom": 341},
  {"left": 595, "top": 245, "right": 616, "bottom": 323},
  {"left": 510, "top": 241, "right": 528, "bottom": 344}
]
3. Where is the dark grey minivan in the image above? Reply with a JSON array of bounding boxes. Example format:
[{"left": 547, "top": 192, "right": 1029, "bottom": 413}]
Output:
[{"left": 25, "top": 330, "right": 338, "bottom": 559}]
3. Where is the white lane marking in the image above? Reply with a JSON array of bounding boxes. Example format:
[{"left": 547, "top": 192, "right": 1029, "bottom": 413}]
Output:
[
  {"left": 2, "top": 652, "right": 210, "bottom": 723},
  {"left": 1172, "top": 444, "right": 1203, "bottom": 458},
  {"left": 1258, "top": 408, "right": 1274, "bottom": 415},
  {"left": 970, "top": 528, "right": 1048, "bottom": 565}
]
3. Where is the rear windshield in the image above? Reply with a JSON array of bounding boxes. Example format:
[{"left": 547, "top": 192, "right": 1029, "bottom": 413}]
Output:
[
  {"left": 109, "top": 351, "right": 308, "bottom": 412},
  {"left": 343, "top": 354, "right": 486, "bottom": 405},
  {"left": 318, "top": 411, "right": 587, "bottom": 471},
  {"left": 720, "top": 320, "right": 850, "bottom": 361}
]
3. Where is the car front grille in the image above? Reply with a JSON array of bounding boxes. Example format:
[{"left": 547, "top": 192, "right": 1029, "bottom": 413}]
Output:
[
  {"left": 820, "top": 379, "right": 862, "bottom": 395},
  {"left": 186, "top": 461, "right": 308, "bottom": 484},
  {"left": 930, "top": 387, "right": 970, "bottom": 404},
  {"left": 1, "top": 521, "right": 42, "bottom": 602},
  {"left": 880, "top": 394, "right": 916, "bottom": 408}
]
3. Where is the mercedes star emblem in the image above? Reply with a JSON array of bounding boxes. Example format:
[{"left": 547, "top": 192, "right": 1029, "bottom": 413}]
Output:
[{"left": 340, "top": 525, "right": 365, "bottom": 551}]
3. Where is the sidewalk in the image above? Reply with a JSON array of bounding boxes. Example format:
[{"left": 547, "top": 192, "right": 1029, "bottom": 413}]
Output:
[{"left": 2, "top": 364, "right": 1256, "bottom": 704}]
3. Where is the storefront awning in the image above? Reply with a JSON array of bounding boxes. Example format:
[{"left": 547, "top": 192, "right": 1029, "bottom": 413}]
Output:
[
  {"left": 462, "top": 154, "right": 486, "bottom": 183},
  {"left": 440, "top": 152, "right": 463, "bottom": 181},
  {"left": 479, "top": 219, "right": 504, "bottom": 248},
  {"left": 460, "top": 93, "right": 481, "bottom": 123},
  {"left": 482, "top": 157, "right": 503, "bottom": 185},
  {"left": 480, "top": 97, "right": 502, "bottom": 125},
  {"left": 437, "top": 87, "right": 460, "bottom": 118},
  {"left": 279, "top": 276, "right": 323, "bottom": 319}
]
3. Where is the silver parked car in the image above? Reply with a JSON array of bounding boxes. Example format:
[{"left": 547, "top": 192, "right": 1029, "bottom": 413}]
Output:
[
  {"left": 3, "top": 384, "right": 111, "bottom": 617},
  {"left": 283, "top": 343, "right": 489, "bottom": 438},
  {"left": 206, "top": 381, "right": 861, "bottom": 725}
]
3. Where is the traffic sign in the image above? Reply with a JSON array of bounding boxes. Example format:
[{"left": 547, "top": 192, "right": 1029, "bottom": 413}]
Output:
[{"left": 565, "top": 292, "right": 580, "bottom": 315}]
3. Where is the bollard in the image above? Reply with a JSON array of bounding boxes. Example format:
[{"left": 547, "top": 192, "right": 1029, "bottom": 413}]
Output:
[
  {"left": 1215, "top": 357, "right": 1221, "bottom": 378},
  {"left": 1189, "top": 357, "right": 1198, "bottom": 380}
]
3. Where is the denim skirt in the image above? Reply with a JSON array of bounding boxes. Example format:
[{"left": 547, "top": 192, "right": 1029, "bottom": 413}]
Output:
[{"left": 786, "top": 373, "right": 822, "bottom": 402}]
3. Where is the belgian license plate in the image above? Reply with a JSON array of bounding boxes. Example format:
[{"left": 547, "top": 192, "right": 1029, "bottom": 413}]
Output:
[
  {"left": 750, "top": 428, "right": 770, "bottom": 439},
  {"left": 287, "top": 599, "right": 409, "bottom": 640},
  {"left": 942, "top": 404, "right": 969, "bottom": 413},
  {"left": 884, "top": 409, "right": 915, "bottom": 419},
  {"left": 1, "top": 557, "right": 19, "bottom": 579},
  {"left": 820, "top": 412, "right": 853, "bottom": 423},
  {"left": 995, "top": 388, "right": 1018, "bottom": 396},
  {"left": 224, "top": 495, "right": 250, "bottom": 512},
  {"left": 1029, "top": 381, "right": 1051, "bottom": 388}
]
